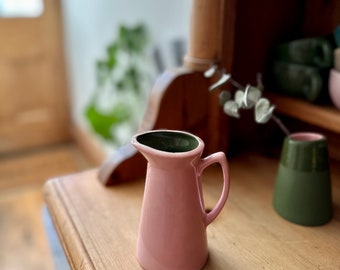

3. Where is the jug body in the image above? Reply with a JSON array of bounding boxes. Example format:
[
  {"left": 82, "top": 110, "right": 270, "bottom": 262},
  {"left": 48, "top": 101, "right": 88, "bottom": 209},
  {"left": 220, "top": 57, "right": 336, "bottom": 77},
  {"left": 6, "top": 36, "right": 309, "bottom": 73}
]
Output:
[{"left": 132, "top": 130, "right": 230, "bottom": 270}]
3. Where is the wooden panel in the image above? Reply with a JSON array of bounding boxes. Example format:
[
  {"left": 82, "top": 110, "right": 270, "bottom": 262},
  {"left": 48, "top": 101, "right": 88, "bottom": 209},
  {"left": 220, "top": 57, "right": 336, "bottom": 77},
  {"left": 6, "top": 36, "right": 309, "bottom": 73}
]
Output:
[
  {"left": 0, "top": 0, "right": 70, "bottom": 154},
  {"left": 303, "top": 0, "right": 339, "bottom": 36}
]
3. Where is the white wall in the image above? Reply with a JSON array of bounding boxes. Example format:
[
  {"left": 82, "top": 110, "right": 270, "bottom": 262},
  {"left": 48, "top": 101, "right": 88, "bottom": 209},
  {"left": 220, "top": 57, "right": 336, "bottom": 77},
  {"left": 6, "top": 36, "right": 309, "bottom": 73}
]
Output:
[{"left": 61, "top": 0, "right": 192, "bottom": 127}]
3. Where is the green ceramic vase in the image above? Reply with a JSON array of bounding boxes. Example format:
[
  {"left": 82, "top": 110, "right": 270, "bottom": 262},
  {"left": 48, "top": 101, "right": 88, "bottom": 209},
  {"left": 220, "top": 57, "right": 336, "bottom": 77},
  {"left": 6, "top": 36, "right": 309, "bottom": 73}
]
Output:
[{"left": 273, "top": 132, "right": 333, "bottom": 226}]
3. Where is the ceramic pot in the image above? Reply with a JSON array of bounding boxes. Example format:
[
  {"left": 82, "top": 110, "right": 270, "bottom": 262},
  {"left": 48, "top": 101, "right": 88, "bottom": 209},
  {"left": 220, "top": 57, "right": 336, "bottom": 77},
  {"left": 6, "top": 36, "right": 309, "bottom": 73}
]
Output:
[
  {"left": 273, "top": 132, "right": 333, "bottom": 226},
  {"left": 273, "top": 37, "right": 334, "bottom": 68},
  {"left": 271, "top": 61, "right": 324, "bottom": 102},
  {"left": 333, "top": 48, "right": 340, "bottom": 72},
  {"left": 329, "top": 68, "right": 340, "bottom": 109}
]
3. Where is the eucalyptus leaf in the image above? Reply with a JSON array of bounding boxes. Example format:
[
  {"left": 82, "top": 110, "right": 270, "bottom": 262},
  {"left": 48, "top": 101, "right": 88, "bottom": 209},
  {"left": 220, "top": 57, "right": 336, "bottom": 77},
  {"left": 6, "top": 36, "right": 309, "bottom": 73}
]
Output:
[
  {"left": 223, "top": 100, "right": 240, "bottom": 118},
  {"left": 219, "top": 90, "right": 232, "bottom": 105},
  {"left": 234, "top": 90, "right": 244, "bottom": 107},
  {"left": 204, "top": 65, "right": 218, "bottom": 78},
  {"left": 209, "top": 73, "right": 231, "bottom": 91},
  {"left": 242, "top": 85, "right": 262, "bottom": 109},
  {"left": 255, "top": 98, "right": 275, "bottom": 124}
]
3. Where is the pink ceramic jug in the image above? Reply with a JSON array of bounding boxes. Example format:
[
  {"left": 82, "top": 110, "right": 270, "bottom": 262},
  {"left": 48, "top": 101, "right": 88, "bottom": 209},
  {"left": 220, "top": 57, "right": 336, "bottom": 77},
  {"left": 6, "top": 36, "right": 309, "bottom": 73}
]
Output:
[{"left": 131, "top": 130, "right": 230, "bottom": 270}]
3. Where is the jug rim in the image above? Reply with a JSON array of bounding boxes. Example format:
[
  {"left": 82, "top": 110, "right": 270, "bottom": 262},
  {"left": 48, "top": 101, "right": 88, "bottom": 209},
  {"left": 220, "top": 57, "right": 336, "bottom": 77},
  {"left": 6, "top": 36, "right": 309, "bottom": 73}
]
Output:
[{"left": 131, "top": 129, "right": 204, "bottom": 157}]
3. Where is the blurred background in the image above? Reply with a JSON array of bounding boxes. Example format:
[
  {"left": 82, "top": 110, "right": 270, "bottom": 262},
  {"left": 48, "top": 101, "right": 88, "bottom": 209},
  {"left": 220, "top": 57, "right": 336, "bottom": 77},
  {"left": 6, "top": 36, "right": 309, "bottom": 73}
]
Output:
[{"left": 0, "top": 0, "right": 191, "bottom": 269}]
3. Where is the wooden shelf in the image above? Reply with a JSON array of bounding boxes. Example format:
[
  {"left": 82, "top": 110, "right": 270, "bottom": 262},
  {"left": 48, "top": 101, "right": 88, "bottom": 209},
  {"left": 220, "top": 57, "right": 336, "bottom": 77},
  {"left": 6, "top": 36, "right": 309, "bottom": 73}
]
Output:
[{"left": 266, "top": 92, "right": 340, "bottom": 134}]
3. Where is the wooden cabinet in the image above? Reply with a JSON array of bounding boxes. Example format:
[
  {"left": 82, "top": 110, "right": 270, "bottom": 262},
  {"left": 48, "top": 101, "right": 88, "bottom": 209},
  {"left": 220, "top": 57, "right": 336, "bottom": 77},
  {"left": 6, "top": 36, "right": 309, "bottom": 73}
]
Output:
[{"left": 223, "top": 0, "right": 340, "bottom": 159}]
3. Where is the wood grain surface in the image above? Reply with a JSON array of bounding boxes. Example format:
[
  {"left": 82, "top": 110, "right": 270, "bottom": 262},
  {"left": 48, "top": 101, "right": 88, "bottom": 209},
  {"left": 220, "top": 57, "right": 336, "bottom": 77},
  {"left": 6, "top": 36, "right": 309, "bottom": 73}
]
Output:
[{"left": 44, "top": 153, "right": 340, "bottom": 269}]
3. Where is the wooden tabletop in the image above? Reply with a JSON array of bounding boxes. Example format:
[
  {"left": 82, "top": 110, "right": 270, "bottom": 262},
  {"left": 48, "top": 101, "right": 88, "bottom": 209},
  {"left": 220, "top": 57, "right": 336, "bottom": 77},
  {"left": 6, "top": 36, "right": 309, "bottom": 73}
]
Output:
[{"left": 43, "top": 153, "right": 340, "bottom": 269}]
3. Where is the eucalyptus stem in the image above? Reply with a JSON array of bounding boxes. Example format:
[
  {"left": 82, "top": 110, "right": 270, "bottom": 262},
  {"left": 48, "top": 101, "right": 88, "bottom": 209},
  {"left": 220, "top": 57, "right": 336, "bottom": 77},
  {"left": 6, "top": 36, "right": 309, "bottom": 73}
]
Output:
[
  {"left": 229, "top": 78, "right": 244, "bottom": 90},
  {"left": 271, "top": 114, "right": 290, "bottom": 136},
  {"left": 212, "top": 72, "right": 291, "bottom": 136}
]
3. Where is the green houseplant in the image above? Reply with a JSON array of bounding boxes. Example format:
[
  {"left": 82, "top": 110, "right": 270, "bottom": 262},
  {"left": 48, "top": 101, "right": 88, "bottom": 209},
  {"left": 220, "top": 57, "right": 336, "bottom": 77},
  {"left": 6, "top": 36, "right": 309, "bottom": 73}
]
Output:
[{"left": 85, "top": 23, "right": 152, "bottom": 146}]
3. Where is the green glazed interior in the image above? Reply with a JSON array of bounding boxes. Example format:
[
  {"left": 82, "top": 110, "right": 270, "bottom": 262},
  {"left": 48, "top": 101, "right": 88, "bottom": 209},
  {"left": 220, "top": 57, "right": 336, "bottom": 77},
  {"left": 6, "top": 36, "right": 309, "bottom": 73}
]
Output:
[{"left": 136, "top": 131, "right": 199, "bottom": 153}]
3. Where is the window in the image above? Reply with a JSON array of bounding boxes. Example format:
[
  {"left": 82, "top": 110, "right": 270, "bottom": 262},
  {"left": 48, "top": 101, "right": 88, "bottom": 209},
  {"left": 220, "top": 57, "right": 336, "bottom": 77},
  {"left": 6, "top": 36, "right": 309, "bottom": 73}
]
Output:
[{"left": 0, "top": 0, "right": 44, "bottom": 18}]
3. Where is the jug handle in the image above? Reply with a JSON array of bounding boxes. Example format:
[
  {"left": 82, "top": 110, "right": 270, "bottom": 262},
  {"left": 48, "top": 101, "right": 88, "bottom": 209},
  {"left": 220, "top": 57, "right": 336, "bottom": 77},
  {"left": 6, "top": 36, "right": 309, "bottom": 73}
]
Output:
[{"left": 198, "top": 152, "right": 230, "bottom": 226}]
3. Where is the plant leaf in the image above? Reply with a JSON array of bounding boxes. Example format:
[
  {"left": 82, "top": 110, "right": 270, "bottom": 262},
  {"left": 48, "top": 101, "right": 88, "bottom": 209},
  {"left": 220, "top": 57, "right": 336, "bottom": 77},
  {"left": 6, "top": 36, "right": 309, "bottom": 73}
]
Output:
[
  {"left": 204, "top": 65, "right": 218, "bottom": 78},
  {"left": 223, "top": 100, "right": 240, "bottom": 118},
  {"left": 234, "top": 90, "right": 244, "bottom": 107},
  {"left": 219, "top": 90, "right": 232, "bottom": 105},
  {"left": 242, "top": 85, "right": 262, "bottom": 109},
  {"left": 106, "top": 43, "right": 118, "bottom": 70},
  {"left": 209, "top": 73, "right": 231, "bottom": 91},
  {"left": 119, "top": 24, "right": 148, "bottom": 54},
  {"left": 255, "top": 98, "right": 275, "bottom": 124},
  {"left": 84, "top": 102, "right": 131, "bottom": 141},
  {"left": 96, "top": 60, "right": 111, "bottom": 86}
]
